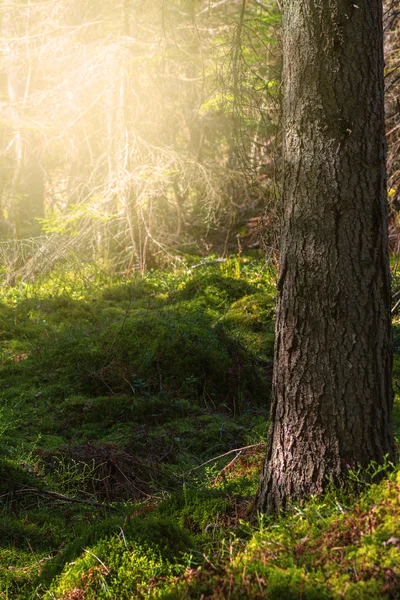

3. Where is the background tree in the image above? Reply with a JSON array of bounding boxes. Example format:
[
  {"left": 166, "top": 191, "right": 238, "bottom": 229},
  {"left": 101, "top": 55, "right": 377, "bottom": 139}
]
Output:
[
  {"left": 385, "top": 1, "right": 400, "bottom": 263},
  {"left": 257, "top": 0, "right": 395, "bottom": 512},
  {"left": 0, "top": 0, "right": 281, "bottom": 276}
]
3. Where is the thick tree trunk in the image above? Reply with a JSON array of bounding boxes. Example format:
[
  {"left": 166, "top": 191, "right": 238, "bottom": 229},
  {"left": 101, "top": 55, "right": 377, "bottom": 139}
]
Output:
[{"left": 257, "top": 0, "right": 395, "bottom": 512}]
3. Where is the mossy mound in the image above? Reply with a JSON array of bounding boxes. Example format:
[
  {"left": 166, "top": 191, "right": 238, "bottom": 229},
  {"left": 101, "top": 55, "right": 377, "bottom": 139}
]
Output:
[
  {"left": 1, "top": 258, "right": 400, "bottom": 600},
  {"left": 174, "top": 272, "right": 258, "bottom": 306},
  {"left": 17, "top": 308, "right": 270, "bottom": 410},
  {"left": 42, "top": 515, "right": 194, "bottom": 592},
  {"left": 221, "top": 293, "right": 275, "bottom": 359},
  {"left": 15, "top": 467, "right": 397, "bottom": 600},
  {"left": 162, "top": 470, "right": 400, "bottom": 600},
  {"left": 48, "top": 539, "right": 174, "bottom": 599}
]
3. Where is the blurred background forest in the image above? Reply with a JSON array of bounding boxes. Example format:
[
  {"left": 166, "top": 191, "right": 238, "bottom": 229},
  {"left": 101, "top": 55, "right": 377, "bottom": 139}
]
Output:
[
  {"left": 0, "top": 0, "right": 281, "bottom": 283},
  {"left": 1, "top": 0, "right": 400, "bottom": 281}
]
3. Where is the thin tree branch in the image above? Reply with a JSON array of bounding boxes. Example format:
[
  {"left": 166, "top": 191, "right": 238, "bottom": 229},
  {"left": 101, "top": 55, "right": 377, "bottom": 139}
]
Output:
[{"left": 186, "top": 443, "right": 265, "bottom": 474}]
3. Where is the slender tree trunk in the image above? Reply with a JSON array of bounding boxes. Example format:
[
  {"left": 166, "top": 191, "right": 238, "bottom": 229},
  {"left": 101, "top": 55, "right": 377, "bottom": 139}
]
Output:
[
  {"left": 19, "top": 155, "right": 45, "bottom": 237},
  {"left": 257, "top": 0, "right": 395, "bottom": 512}
]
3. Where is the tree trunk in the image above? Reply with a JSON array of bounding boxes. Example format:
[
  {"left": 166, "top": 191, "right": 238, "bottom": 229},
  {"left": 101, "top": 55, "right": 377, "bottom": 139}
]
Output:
[
  {"left": 19, "top": 156, "right": 45, "bottom": 237},
  {"left": 257, "top": 0, "right": 395, "bottom": 512}
]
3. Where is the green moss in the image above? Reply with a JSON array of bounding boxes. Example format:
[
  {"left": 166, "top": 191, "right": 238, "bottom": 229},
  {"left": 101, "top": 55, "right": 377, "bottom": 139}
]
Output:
[
  {"left": 174, "top": 272, "right": 258, "bottom": 305},
  {"left": 223, "top": 293, "right": 275, "bottom": 329},
  {"left": 0, "top": 301, "right": 24, "bottom": 341},
  {"left": 157, "top": 488, "right": 230, "bottom": 535},
  {"left": 161, "top": 469, "right": 400, "bottom": 599},
  {"left": 221, "top": 293, "right": 275, "bottom": 358},
  {"left": 48, "top": 538, "right": 176, "bottom": 599},
  {"left": 2, "top": 258, "right": 400, "bottom": 600},
  {"left": 16, "top": 307, "right": 269, "bottom": 409},
  {"left": 42, "top": 515, "right": 194, "bottom": 596}
]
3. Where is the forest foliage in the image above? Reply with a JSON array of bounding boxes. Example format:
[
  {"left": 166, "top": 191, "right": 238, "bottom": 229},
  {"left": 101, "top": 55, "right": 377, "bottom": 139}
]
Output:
[
  {"left": 1, "top": 0, "right": 400, "bottom": 598},
  {"left": 0, "top": 257, "right": 399, "bottom": 599},
  {"left": 0, "top": 0, "right": 281, "bottom": 274}
]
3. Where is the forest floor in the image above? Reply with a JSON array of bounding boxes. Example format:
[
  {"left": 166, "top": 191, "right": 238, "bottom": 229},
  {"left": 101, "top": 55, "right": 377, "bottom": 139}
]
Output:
[{"left": 0, "top": 254, "right": 399, "bottom": 599}]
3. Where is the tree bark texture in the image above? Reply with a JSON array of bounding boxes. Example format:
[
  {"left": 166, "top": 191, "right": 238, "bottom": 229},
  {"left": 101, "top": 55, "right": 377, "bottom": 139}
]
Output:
[{"left": 257, "top": 0, "right": 395, "bottom": 512}]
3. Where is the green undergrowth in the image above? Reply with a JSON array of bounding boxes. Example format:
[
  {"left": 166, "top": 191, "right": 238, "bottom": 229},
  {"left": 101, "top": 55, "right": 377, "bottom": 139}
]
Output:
[
  {"left": 162, "top": 469, "right": 400, "bottom": 600},
  {"left": 1, "top": 255, "right": 400, "bottom": 599}
]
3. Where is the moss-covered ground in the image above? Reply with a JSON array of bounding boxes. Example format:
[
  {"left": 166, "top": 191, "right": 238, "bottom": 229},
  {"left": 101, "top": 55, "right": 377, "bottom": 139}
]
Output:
[{"left": 0, "top": 255, "right": 399, "bottom": 599}]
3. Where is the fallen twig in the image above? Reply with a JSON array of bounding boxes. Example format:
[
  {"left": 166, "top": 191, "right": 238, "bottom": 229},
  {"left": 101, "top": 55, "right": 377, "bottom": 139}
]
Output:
[
  {"left": 186, "top": 443, "right": 265, "bottom": 474},
  {"left": 14, "top": 487, "right": 119, "bottom": 510},
  {"left": 213, "top": 451, "right": 243, "bottom": 484}
]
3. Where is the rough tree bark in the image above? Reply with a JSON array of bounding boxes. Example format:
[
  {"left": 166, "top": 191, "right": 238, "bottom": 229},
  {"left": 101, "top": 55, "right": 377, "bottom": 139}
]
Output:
[{"left": 257, "top": 0, "right": 395, "bottom": 512}]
